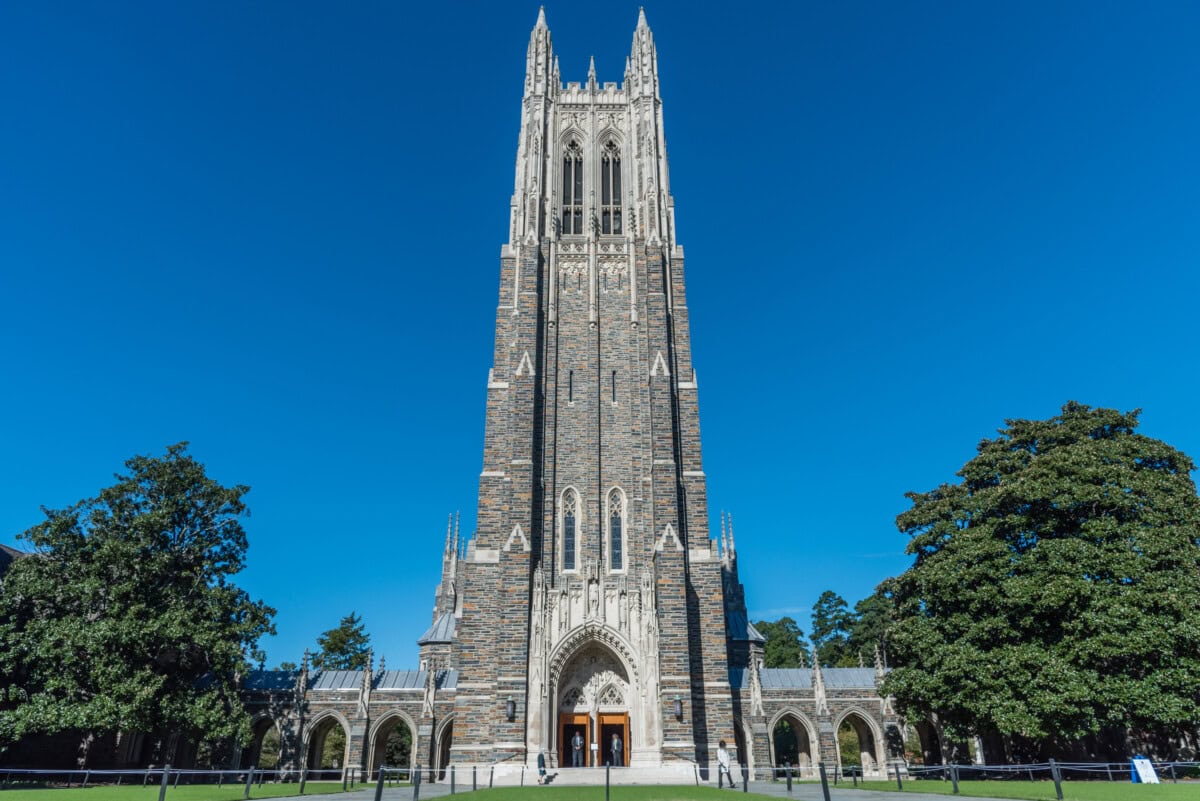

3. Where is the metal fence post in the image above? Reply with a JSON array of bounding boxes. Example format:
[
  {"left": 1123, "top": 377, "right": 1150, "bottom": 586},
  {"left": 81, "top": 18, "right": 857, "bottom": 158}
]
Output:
[
  {"left": 742, "top": 766, "right": 748, "bottom": 792},
  {"left": 298, "top": 770, "right": 306, "bottom": 796},
  {"left": 472, "top": 765, "right": 477, "bottom": 791},
  {"left": 1049, "top": 759, "right": 1063, "bottom": 801},
  {"left": 895, "top": 762, "right": 903, "bottom": 791},
  {"left": 411, "top": 765, "right": 421, "bottom": 801},
  {"left": 489, "top": 765, "right": 494, "bottom": 788},
  {"left": 785, "top": 761, "right": 792, "bottom": 794},
  {"left": 951, "top": 764, "right": 960, "bottom": 795},
  {"left": 451, "top": 764, "right": 455, "bottom": 794},
  {"left": 606, "top": 765, "right": 610, "bottom": 801},
  {"left": 374, "top": 766, "right": 386, "bottom": 801},
  {"left": 160, "top": 765, "right": 172, "bottom": 801},
  {"left": 243, "top": 766, "right": 254, "bottom": 800},
  {"left": 818, "top": 763, "right": 831, "bottom": 801}
]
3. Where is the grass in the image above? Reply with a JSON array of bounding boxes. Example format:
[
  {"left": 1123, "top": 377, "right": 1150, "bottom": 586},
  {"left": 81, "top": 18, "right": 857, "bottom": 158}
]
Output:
[
  {"left": 856, "top": 778, "right": 1199, "bottom": 800},
  {"left": 400, "top": 788, "right": 775, "bottom": 800},
  {"left": 0, "top": 782, "right": 346, "bottom": 801}
]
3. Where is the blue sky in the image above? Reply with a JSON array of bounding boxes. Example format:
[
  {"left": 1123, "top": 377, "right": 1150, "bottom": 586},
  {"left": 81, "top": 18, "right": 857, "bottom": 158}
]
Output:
[{"left": 2, "top": 1, "right": 1198, "bottom": 668}]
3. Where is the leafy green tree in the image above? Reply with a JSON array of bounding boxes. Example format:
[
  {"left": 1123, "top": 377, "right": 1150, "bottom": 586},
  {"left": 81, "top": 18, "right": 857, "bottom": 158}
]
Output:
[
  {"left": 313, "top": 612, "right": 371, "bottom": 671},
  {"left": 884, "top": 402, "right": 1200, "bottom": 749},
  {"left": 811, "top": 591, "right": 854, "bottom": 666},
  {"left": 753, "top": 617, "right": 810, "bottom": 668},
  {"left": 0, "top": 443, "right": 276, "bottom": 762},
  {"left": 846, "top": 586, "right": 894, "bottom": 666}
]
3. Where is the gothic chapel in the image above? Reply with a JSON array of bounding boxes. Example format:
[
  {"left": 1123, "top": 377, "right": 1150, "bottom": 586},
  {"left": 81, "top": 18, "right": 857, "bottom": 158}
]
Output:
[{"left": 234, "top": 10, "right": 896, "bottom": 782}]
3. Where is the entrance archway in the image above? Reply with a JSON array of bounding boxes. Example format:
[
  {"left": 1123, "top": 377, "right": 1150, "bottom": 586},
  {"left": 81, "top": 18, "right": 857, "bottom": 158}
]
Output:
[
  {"left": 554, "top": 642, "right": 631, "bottom": 768},
  {"left": 770, "top": 712, "right": 815, "bottom": 772},
  {"left": 245, "top": 716, "right": 281, "bottom": 770},
  {"left": 836, "top": 711, "right": 880, "bottom": 776},
  {"left": 368, "top": 711, "right": 416, "bottom": 774},
  {"left": 307, "top": 713, "right": 350, "bottom": 773}
]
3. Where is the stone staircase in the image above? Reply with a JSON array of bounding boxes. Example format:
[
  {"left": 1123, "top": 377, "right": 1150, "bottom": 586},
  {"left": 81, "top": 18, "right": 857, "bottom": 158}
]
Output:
[{"left": 481, "top": 762, "right": 702, "bottom": 787}]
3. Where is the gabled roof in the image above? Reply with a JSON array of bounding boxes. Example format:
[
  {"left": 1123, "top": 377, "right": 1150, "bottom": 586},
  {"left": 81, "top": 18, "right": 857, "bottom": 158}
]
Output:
[
  {"left": 310, "top": 669, "right": 362, "bottom": 690},
  {"left": 417, "top": 613, "right": 457, "bottom": 645}
]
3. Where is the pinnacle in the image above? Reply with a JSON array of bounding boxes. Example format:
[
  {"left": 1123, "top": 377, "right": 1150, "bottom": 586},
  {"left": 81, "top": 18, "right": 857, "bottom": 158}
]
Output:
[
  {"left": 637, "top": 7, "right": 648, "bottom": 29},
  {"left": 535, "top": 6, "right": 547, "bottom": 28}
]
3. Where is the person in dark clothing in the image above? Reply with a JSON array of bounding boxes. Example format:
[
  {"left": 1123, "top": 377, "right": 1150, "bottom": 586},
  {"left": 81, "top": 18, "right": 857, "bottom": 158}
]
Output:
[
  {"left": 610, "top": 732, "right": 623, "bottom": 767},
  {"left": 537, "top": 752, "right": 547, "bottom": 784},
  {"left": 571, "top": 731, "right": 584, "bottom": 767}
]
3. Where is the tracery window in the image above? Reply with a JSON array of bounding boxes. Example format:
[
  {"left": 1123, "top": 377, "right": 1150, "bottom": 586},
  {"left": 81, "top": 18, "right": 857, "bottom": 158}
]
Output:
[
  {"left": 562, "top": 488, "right": 579, "bottom": 571},
  {"left": 561, "top": 141, "right": 584, "bottom": 235},
  {"left": 600, "top": 140, "right": 622, "bottom": 235},
  {"left": 608, "top": 489, "right": 625, "bottom": 572},
  {"left": 598, "top": 685, "right": 623, "bottom": 706}
]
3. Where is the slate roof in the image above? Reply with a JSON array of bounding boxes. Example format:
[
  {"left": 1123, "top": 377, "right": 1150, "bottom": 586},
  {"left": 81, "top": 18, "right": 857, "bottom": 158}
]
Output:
[
  {"left": 726, "top": 610, "right": 767, "bottom": 643},
  {"left": 244, "top": 670, "right": 298, "bottom": 691},
  {"left": 417, "top": 613, "right": 457, "bottom": 645},
  {"left": 728, "top": 667, "right": 881, "bottom": 690},
  {"left": 241, "top": 668, "right": 461, "bottom": 692}
]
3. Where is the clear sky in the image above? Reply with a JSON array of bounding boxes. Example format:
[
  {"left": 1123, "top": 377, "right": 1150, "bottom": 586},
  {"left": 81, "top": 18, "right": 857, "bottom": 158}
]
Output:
[{"left": 2, "top": 1, "right": 1198, "bottom": 669}]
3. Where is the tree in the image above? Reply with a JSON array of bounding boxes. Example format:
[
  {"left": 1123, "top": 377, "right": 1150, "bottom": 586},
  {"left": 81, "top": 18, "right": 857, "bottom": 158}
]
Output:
[
  {"left": 884, "top": 402, "right": 1200, "bottom": 751},
  {"left": 313, "top": 612, "right": 371, "bottom": 671},
  {"left": 810, "top": 591, "right": 854, "bottom": 666},
  {"left": 846, "top": 586, "right": 894, "bottom": 667},
  {"left": 0, "top": 443, "right": 276, "bottom": 762},
  {"left": 753, "top": 617, "right": 810, "bottom": 668}
]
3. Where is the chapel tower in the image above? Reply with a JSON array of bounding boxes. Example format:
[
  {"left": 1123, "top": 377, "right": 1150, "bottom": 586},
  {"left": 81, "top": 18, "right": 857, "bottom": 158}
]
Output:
[{"left": 443, "top": 8, "right": 741, "bottom": 771}]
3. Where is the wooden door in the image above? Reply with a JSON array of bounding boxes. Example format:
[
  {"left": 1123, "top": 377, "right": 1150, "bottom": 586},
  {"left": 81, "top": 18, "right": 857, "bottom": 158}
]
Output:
[
  {"left": 598, "top": 713, "right": 629, "bottom": 767},
  {"left": 559, "top": 713, "right": 590, "bottom": 767}
]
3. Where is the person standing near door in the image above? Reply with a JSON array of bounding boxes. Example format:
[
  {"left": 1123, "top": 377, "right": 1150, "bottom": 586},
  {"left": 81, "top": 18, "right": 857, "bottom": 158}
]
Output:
[
  {"left": 610, "top": 732, "right": 623, "bottom": 767},
  {"left": 571, "top": 730, "right": 584, "bottom": 767}
]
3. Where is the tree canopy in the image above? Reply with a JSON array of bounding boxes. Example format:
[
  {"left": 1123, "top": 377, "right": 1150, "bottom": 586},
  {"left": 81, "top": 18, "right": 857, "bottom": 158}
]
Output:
[
  {"left": 883, "top": 402, "right": 1200, "bottom": 747},
  {"left": 753, "top": 617, "right": 810, "bottom": 668},
  {"left": 313, "top": 612, "right": 371, "bottom": 671},
  {"left": 811, "top": 591, "right": 854, "bottom": 666},
  {"left": 0, "top": 443, "right": 275, "bottom": 760}
]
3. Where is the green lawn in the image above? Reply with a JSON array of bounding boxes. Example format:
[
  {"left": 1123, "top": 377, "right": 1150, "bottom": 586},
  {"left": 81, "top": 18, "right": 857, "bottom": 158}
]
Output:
[
  {"left": 857, "top": 779, "right": 1199, "bottom": 800},
  {"left": 0, "top": 782, "right": 346, "bottom": 801}
]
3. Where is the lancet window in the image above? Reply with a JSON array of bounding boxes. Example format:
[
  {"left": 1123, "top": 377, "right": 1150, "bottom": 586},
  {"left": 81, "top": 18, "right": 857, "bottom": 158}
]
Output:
[
  {"left": 561, "top": 141, "right": 584, "bottom": 235},
  {"left": 600, "top": 140, "right": 622, "bottom": 235},
  {"left": 562, "top": 488, "right": 579, "bottom": 571},
  {"left": 608, "top": 488, "right": 625, "bottom": 572}
]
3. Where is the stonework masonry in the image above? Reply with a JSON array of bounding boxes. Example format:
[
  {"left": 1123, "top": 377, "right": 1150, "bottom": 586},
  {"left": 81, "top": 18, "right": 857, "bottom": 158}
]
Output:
[{"left": 0, "top": 9, "right": 889, "bottom": 780}]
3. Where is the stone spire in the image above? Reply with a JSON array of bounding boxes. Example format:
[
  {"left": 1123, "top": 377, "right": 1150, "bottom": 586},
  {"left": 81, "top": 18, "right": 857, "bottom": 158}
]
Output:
[
  {"left": 812, "top": 647, "right": 829, "bottom": 716},
  {"left": 587, "top": 55, "right": 597, "bottom": 91},
  {"left": 727, "top": 513, "right": 737, "bottom": 557},
  {"left": 523, "top": 7, "right": 555, "bottom": 99},
  {"left": 434, "top": 513, "right": 460, "bottom": 620},
  {"left": 875, "top": 643, "right": 886, "bottom": 683}
]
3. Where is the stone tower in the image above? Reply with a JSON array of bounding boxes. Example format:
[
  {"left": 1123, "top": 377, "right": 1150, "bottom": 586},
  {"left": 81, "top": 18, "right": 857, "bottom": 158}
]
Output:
[{"left": 446, "top": 8, "right": 736, "bottom": 771}]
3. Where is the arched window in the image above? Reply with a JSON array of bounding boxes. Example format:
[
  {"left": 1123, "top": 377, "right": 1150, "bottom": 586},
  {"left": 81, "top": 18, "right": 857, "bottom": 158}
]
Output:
[
  {"left": 600, "top": 140, "right": 622, "bottom": 235},
  {"left": 561, "top": 141, "right": 584, "bottom": 235},
  {"left": 562, "top": 489, "right": 579, "bottom": 571},
  {"left": 608, "top": 489, "right": 625, "bottom": 572}
]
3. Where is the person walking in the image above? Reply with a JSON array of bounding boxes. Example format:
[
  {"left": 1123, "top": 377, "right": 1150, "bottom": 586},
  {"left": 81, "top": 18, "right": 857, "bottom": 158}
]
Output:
[
  {"left": 610, "top": 732, "right": 623, "bottom": 767},
  {"left": 717, "top": 740, "right": 733, "bottom": 789},
  {"left": 571, "top": 730, "right": 585, "bottom": 767}
]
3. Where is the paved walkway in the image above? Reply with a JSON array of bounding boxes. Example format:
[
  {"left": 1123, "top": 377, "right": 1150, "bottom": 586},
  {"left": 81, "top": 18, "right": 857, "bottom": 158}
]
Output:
[{"left": 300, "top": 780, "right": 1004, "bottom": 801}]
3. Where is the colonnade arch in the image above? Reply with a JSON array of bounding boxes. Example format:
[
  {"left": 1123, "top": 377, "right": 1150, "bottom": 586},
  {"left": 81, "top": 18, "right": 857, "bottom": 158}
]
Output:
[
  {"left": 244, "top": 714, "right": 282, "bottom": 770},
  {"left": 367, "top": 710, "right": 417, "bottom": 774},
  {"left": 835, "top": 708, "right": 884, "bottom": 775},
  {"left": 768, "top": 709, "right": 817, "bottom": 771},
  {"left": 306, "top": 711, "right": 351, "bottom": 772}
]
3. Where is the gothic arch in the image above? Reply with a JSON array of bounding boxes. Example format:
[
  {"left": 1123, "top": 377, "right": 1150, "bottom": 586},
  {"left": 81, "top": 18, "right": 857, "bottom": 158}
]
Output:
[
  {"left": 304, "top": 709, "right": 352, "bottom": 772},
  {"left": 834, "top": 707, "right": 884, "bottom": 774},
  {"left": 367, "top": 709, "right": 418, "bottom": 773},
  {"left": 244, "top": 712, "right": 283, "bottom": 770},
  {"left": 606, "top": 486, "right": 627, "bottom": 573},
  {"left": 434, "top": 714, "right": 455, "bottom": 778},
  {"left": 767, "top": 708, "right": 819, "bottom": 770},
  {"left": 547, "top": 623, "right": 640, "bottom": 688},
  {"left": 558, "top": 486, "right": 582, "bottom": 572}
]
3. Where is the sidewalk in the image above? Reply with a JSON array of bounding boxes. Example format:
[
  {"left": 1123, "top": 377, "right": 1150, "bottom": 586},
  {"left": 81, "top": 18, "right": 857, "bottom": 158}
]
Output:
[{"left": 301, "top": 780, "right": 1009, "bottom": 801}]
